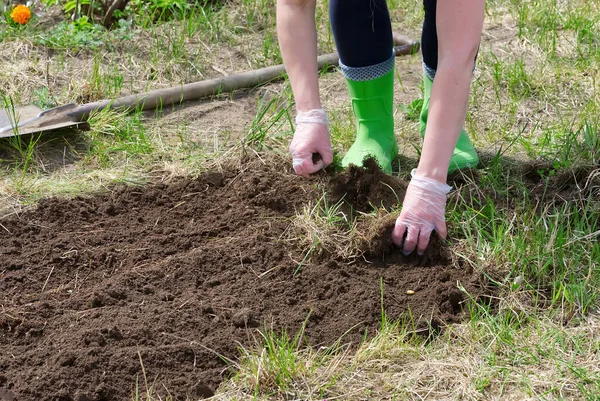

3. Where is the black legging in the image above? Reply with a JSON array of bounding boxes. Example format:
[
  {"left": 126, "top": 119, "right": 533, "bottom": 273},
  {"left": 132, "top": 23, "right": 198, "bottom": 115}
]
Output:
[
  {"left": 421, "top": 0, "right": 438, "bottom": 72},
  {"left": 329, "top": 0, "right": 438, "bottom": 71}
]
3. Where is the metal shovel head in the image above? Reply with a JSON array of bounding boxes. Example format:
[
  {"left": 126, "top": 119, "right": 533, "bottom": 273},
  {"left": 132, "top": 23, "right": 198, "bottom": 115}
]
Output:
[{"left": 0, "top": 103, "right": 85, "bottom": 138}]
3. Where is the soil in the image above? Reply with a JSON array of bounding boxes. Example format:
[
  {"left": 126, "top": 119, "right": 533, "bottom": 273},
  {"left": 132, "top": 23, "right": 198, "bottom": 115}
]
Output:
[{"left": 0, "top": 157, "right": 490, "bottom": 401}]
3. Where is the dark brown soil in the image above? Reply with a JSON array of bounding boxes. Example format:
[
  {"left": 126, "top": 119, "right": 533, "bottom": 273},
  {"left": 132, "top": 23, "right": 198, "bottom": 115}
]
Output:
[
  {"left": 0, "top": 158, "right": 489, "bottom": 401},
  {"left": 331, "top": 157, "right": 406, "bottom": 213}
]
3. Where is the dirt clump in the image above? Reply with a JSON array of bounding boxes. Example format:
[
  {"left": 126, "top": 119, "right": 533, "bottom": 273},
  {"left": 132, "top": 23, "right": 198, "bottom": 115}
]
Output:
[
  {"left": 0, "top": 158, "right": 489, "bottom": 401},
  {"left": 331, "top": 157, "right": 406, "bottom": 213},
  {"left": 354, "top": 212, "right": 451, "bottom": 265}
]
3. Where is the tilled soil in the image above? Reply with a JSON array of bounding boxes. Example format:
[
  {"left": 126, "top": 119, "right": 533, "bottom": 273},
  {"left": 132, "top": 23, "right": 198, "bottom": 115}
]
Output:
[{"left": 0, "top": 158, "right": 489, "bottom": 401}]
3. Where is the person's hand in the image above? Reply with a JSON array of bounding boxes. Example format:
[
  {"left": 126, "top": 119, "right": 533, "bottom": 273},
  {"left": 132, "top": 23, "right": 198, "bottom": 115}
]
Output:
[
  {"left": 392, "top": 169, "right": 452, "bottom": 255},
  {"left": 289, "top": 109, "right": 333, "bottom": 177}
]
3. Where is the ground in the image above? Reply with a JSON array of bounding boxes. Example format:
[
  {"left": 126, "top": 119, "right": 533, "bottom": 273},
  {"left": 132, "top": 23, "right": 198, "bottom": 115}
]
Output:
[
  {"left": 1, "top": 0, "right": 600, "bottom": 400},
  {"left": 0, "top": 158, "right": 490, "bottom": 400}
]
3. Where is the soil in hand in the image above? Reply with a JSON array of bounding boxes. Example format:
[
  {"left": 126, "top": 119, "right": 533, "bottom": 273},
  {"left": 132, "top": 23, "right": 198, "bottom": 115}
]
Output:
[{"left": 0, "top": 158, "right": 489, "bottom": 401}]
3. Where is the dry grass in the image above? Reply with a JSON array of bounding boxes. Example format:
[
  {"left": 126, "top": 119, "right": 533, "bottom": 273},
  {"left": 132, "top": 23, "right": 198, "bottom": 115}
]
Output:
[{"left": 214, "top": 306, "right": 600, "bottom": 400}]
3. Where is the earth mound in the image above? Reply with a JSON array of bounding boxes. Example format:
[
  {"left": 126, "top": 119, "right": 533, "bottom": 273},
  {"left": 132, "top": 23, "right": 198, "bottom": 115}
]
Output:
[{"left": 0, "top": 158, "right": 489, "bottom": 401}]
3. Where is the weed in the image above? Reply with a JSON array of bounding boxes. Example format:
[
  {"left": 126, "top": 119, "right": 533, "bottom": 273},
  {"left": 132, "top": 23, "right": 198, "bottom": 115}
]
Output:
[
  {"left": 244, "top": 91, "right": 293, "bottom": 151},
  {"left": 399, "top": 98, "right": 423, "bottom": 122},
  {"left": 230, "top": 316, "right": 344, "bottom": 398},
  {"left": 290, "top": 192, "right": 354, "bottom": 273},
  {"left": 133, "top": 350, "right": 162, "bottom": 401},
  {"left": 32, "top": 87, "right": 57, "bottom": 109},
  {"left": 85, "top": 108, "right": 152, "bottom": 167},
  {"left": 85, "top": 53, "right": 125, "bottom": 100},
  {"left": 38, "top": 19, "right": 105, "bottom": 49}
]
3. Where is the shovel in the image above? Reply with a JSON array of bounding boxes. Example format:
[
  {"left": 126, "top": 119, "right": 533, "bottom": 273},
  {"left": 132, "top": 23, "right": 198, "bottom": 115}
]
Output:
[{"left": 0, "top": 34, "right": 418, "bottom": 138}]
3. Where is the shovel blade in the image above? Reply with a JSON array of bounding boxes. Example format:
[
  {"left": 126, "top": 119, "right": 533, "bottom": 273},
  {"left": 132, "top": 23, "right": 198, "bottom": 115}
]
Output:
[{"left": 0, "top": 104, "right": 84, "bottom": 138}]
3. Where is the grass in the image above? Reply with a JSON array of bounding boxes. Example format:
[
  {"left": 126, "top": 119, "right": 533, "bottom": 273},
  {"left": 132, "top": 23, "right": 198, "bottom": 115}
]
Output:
[
  {"left": 244, "top": 90, "right": 294, "bottom": 152},
  {"left": 85, "top": 108, "right": 153, "bottom": 166},
  {"left": 229, "top": 317, "right": 340, "bottom": 398},
  {"left": 1, "top": 0, "right": 600, "bottom": 399},
  {"left": 287, "top": 192, "right": 356, "bottom": 273},
  {"left": 453, "top": 188, "right": 600, "bottom": 313}
]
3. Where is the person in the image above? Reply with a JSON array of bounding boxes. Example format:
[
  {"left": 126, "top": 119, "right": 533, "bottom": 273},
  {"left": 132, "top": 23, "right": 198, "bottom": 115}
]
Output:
[{"left": 277, "top": 0, "right": 484, "bottom": 255}]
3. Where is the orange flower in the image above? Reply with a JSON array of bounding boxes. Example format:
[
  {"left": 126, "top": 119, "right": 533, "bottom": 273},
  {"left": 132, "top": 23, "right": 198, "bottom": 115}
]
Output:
[{"left": 10, "top": 4, "right": 31, "bottom": 25}]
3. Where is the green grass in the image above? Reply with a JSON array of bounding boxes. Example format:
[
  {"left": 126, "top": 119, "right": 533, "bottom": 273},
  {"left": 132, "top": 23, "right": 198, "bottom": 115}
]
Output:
[
  {"left": 232, "top": 323, "right": 335, "bottom": 397},
  {"left": 452, "top": 190, "right": 600, "bottom": 311},
  {"left": 2, "top": 0, "right": 600, "bottom": 399},
  {"left": 85, "top": 108, "right": 153, "bottom": 166},
  {"left": 244, "top": 90, "right": 294, "bottom": 152}
]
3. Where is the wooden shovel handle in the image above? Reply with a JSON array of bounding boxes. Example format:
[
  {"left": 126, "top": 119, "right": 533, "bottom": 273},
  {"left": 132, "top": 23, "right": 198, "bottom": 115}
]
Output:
[{"left": 72, "top": 34, "right": 419, "bottom": 120}]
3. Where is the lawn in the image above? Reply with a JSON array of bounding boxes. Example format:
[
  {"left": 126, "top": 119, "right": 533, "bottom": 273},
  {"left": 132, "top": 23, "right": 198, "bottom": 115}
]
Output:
[{"left": 1, "top": 0, "right": 599, "bottom": 400}]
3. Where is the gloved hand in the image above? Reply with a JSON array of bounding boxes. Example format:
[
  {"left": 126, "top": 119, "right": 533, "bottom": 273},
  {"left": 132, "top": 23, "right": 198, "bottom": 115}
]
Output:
[
  {"left": 289, "top": 109, "right": 333, "bottom": 177},
  {"left": 392, "top": 169, "right": 452, "bottom": 255}
]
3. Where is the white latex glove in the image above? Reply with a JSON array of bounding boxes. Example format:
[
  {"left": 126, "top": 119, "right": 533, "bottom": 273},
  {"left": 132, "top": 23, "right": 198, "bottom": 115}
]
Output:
[
  {"left": 392, "top": 169, "right": 452, "bottom": 255},
  {"left": 289, "top": 109, "right": 333, "bottom": 177}
]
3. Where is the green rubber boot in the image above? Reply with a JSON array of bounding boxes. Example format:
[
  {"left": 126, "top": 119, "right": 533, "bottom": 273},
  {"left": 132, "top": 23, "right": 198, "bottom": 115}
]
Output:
[
  {"left": 420, "top": 74, "right": 479, "bottom": 172},
  {"left": 341, "top": 70, "right": 398, "bottom": 174}
]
